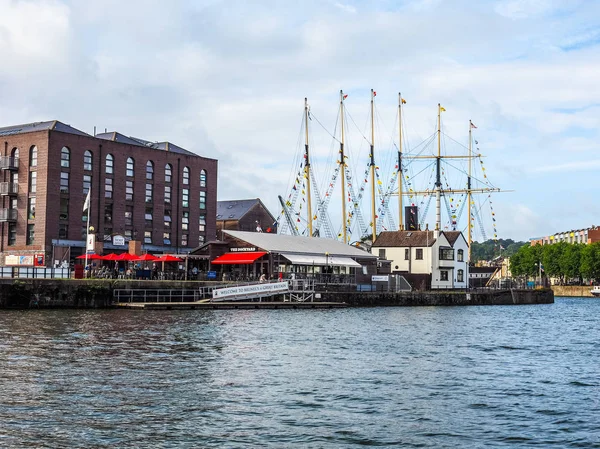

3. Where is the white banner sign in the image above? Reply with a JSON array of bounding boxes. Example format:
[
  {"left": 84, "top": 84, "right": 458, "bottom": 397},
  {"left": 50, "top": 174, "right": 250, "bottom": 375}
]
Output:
[
  {"left": 372, "top": 275, "right": 389, "bottom": 282},
  {"left": 213, "top": 282, "right": 289, "bottom": 301},
  {"left": 86, "top": 233, "right": 95, "bottom": 251}
]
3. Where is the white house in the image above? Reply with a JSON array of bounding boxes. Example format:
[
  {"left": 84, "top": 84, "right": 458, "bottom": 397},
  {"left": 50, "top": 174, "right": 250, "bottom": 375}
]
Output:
[{"left": 371, "top": 230, "right": 469, "bottom": 289}]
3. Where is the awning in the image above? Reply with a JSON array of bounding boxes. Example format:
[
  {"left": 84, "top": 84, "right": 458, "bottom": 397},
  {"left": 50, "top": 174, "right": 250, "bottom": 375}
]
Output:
[
  {"left": 211, "top": 251, "right": 267, "bottom": 265},
  {"left": 282, "top": 253, "right": 361, "bottom": 268}
]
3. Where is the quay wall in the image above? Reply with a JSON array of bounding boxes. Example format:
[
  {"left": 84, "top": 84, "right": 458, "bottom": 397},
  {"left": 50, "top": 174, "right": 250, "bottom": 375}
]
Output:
[
  {"left": 0, "top": 279, "right": 553, "bottom": 309},
  {"left": 550, "top": 285, "right": 595, "bottom": 297}
]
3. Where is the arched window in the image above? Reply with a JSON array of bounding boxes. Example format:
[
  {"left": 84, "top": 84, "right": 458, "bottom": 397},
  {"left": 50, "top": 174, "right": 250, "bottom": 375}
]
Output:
[
  {"left": 165, "top": 164, "right": 172, "bottom": 183},
  {"left": 29, "top": 146, "right": 38, "bottom": 167},
  {"left": 200, "top": 169, "right": 207, "bottom": 188},
  {"left": 126, "top": 157, "right": 134, "bottom": 177},
  {"left": 11, "top": 147, "right": 19, "bottom": 159},
  {"left": 183, "top": 166, "right": 189, "bottom": 185},
  {"left": 457, "top": 249, "right": 464, "bottom": 262},
  {"left": 105, "top": 154, "right": 114, "bottom": 174},
  {"left": 146, "top": 161, "right": 154, "bottom": 180},
  {"left": 457, "top": 269, "right": 464, "bottom": 283},
  {"left": 61, "top": 147, "right": 70, "bottom": 168},
  {"left": 84, "top": 150, "right": 93, "bottom": 171}
]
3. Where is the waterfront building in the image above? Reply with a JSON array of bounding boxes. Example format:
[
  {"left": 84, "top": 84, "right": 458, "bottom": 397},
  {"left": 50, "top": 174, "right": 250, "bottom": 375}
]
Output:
[
  {"left": 370, "top": 230, "right": 469, "bottom": 289},
  {"left": 0, "top": 120, "right": 217, "bottom": 267},
  {"left": 530, "top": 226, "right": 600, "bottom": 246},
  {"left": 216, "top": 198, "right": 276, "bottom": 237},
  {"left": 192, "top": 230, "right": 378, "bottom": 282}
]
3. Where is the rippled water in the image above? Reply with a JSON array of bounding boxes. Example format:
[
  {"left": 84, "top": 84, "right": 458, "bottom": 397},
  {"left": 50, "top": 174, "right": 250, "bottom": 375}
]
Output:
[{"left": 1, "top": 297, "right": 599, "bottom": 448}]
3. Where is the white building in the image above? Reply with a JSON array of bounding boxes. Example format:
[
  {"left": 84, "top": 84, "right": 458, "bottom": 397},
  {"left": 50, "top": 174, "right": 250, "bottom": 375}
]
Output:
[{"left": 371, "top": 230, "right": 469, "bottom": 289}]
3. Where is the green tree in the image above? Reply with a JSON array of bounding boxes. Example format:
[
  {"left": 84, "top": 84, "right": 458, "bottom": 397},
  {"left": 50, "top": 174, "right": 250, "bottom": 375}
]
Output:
[
  {"left": 580, "top": 242, "right": 600, "bottom": 281},
  {"left": 559, "top": 244, "right": 583, "bottom": 280},
  {"left": 541, "top": 242, "right": 567, "bottom": 280}
]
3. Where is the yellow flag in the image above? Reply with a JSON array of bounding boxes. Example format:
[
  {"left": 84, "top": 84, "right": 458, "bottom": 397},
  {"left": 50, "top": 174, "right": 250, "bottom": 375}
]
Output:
[
  {"left": 440, "top": 106, "right": 446, "bottom": 112},
  {"left": 402, "top": 98, "right": 407, "bottom": 104}
]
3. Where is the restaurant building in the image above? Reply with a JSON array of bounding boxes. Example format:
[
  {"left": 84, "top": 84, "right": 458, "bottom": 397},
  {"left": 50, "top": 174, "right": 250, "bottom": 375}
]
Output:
[{"left": 0, "top": 120, "right": 217, "bottom": 267}]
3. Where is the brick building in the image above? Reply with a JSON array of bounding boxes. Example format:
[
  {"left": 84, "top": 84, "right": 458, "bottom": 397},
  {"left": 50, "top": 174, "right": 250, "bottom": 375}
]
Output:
[
  {"left": 0, "top": 120, "right": 217, "bottom": 267},
  {"left": 530, "top": 226, "right": 600, "bottom": 246}
]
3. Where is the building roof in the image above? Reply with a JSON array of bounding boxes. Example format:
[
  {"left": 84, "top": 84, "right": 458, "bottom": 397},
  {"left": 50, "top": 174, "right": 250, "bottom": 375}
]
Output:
[
  {"left": 0, "top": 120, "right": 90, "bottom": 138},
  {"left": 224, "top": 230, "right": 377, "bottom": 259},
  {"left": 217, "top": 199, "right": 275, "bottom": 222},
  {"left": 372, "top": 230, "right": 436, "bottom": 248},
  {"left": 372, "top": 230, "right": 465, "bottom": 248},
  {"left": 95, "top": 132, "right": 147, "bottom": 146}
]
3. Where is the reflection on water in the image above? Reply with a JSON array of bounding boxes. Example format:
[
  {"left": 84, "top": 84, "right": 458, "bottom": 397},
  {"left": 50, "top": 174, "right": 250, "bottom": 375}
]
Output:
[{"left": 0, "top": 298, "right": 598, "bottom": 448}]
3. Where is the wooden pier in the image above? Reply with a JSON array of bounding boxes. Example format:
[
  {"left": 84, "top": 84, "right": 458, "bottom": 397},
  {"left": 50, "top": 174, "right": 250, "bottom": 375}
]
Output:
[{"left": 115, "top": 301, "right": 347, "bottom": 310}]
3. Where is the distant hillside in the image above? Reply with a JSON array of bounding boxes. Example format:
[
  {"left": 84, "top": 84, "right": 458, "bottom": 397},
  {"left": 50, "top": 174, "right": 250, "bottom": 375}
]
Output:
[{"left": 470, "top": 239, "right": 527, "bottom": 263}]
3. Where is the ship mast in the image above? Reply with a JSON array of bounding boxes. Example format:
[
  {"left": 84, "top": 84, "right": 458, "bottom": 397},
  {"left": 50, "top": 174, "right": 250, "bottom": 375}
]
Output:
[
  {"left": 468, "top": 120, "right": 473, "bottom": 259},
  {"left": 398, "top": 93, "right": 403, "bottom": 230},
  {"left": 304, "top": 97, "right": 313, "bottom": 237},
  {"left": 340, "top": 90, "right": 347, "bottom": 244},
  {"left": 435, "top": 103, "right": 442, "bottom": 232},
  {"left": 370, "top": 89, "right": 377, "bottom": 243}
]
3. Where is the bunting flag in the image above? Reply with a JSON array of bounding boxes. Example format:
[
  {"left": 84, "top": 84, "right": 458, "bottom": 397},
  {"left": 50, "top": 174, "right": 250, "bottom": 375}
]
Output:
[
  {"left": 343, "top": 94, "right": 348, "bottom": 100},
  {"left": 470, "top": 122, "right": 477, "bottom": 129},
  {"left": 475, "top": 140, "right": 478, "bottom": 144},
  {"left": 402, "top": 98, "right": 407, "bottom": 104},
  {"left": 373, "top": 91, "right": 377, "bottom": 97},
  {"left": 440, "top": 106, "right": 446, "bottom": 112}
]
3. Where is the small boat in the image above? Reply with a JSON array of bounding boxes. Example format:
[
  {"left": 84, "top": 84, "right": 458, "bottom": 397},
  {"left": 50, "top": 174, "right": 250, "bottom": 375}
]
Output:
[{"left": 591, "top": 286, "right": 600, "bottom": 297}]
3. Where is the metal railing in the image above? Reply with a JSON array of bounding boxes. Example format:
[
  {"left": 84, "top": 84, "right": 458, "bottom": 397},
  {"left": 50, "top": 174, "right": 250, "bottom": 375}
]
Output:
[
  {"left": 0, "top": 182, "right": 18, "bottom": 196},
  {"left": 0, "top": 267, "right": 71, "bottom": 279},
  {"left": 0, "top": 156, "right": 19, "bottom": 170},
  {"left": 0, "top": 208, "right": 18, "bottom": 222}
]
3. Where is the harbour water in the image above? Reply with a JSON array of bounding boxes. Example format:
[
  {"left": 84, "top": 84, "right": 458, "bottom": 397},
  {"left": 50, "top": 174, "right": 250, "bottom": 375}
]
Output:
[{"left": 1, "top": 297, "right": 598, "bottom": 448}]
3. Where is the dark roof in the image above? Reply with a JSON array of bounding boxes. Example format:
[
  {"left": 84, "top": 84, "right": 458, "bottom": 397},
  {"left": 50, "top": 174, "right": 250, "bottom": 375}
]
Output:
[
  {"left": 0, "top": 120, "right": 89, "bottom": 137},
  {"left": 442, "top": 231, "right": 462, "bottom": 246},
  {"left": 95, "top": 132, "right": 147, "bottom": 146},
  {"left": 216, "top": 199, "right": 275, "bottom": 222},
  {"left": 128, "top": 136, "right": 196, "bottom": 156},
  {"left": 470, "top": 266, "right": 497, "bottom": 274},
  {"left": 372, "top": 230, "right": 436, "bottom": 248}
]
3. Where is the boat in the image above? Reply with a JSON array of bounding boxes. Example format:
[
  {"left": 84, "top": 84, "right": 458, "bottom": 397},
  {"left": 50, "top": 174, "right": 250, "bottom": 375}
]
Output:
[{"left": 591, "top": 286, "right": 600, "bottom": 297}]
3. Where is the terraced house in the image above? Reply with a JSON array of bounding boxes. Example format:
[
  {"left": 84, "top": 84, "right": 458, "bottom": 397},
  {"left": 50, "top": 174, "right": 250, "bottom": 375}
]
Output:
[{"left": 0, "top": 121, "right": 217, "bottom": 267}]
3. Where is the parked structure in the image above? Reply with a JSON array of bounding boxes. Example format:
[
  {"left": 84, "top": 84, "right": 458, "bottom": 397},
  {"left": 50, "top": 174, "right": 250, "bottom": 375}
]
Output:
[
  {"left": 0, "top": 120, "right": 217, "bottom": 267},
  {"left": 530, "top": 226, "right": 600, "bottom": 246},
  {"left": 370, "top": 229, "right": 469, "bottom": 289}
]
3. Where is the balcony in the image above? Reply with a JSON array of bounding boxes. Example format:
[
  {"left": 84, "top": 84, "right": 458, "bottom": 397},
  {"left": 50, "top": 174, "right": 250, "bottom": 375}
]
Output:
[
  {"left": 0, "top": 156, "right": 19, "bottom": 171},
  {"left": 0, "top": 208, "right": 18, "bottom": 222},
  {"left": 0, "top": 182, "right": 18, "bottom": 196}
]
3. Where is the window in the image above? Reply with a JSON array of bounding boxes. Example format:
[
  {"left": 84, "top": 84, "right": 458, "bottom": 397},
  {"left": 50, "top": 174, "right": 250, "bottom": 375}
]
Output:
[
  {"left": 105, "top": 178, "right": 113, "bottom": 199},
  {"left": 181, "top": 234, "right": 188, "bottom": 247},
  {"left": 440, "top": 270, "right": 449, "bottom": 281},
  {"left": 29, "top": 171, "right": 37, "bottom": 194},
  {"left": 83, "top": 174, "right": 92, "bottom": 195},
  {"left": 8, "top": 223, "right": 16, "bottom": 246},
  {"left": 165, "top": 163, "right": 172, "bottom": 183},
  {"left": 145, "top": 208, "right": 153, "bottom": 227},
  {"left": 182, "top": 211, "right": 189, "bottom": 231},
  {"left": 59, "top": 224, "right": 68, "bottom": 239},
  {"left": 164, "top": 210, "right": 171, "bottom": 228},
  {"left": 199, "top": 234, "right": 205, "bottom": 244},
  {"left": 182, "top": 188, "right": 189, "bottom": 208},
  {"left": 26, "top": 224, "right": 35, "bottom": 245},
  {"left": 457, "top": 249, "right": 464, "bottom": 262},
  {"left": 164, "top": 186, "right": 171, "bottom": 205},
  {"left": 60, "top": 172, "right": 69, "bottom": 193},
  {"left": 30, "top": 146, "right": 38, "bottom": 167},
  {"left": 378, "top": 248, "right": 386, "bottom": 259},
  {"left": 439, "top": 248, "right": 454, "bottom": 261},
  {"left": 125, "top": 206, "right": 133, "bottom": 226},
  {"left": 183, "top": 166, "right": 189, "bottom": 185},
  {"left": 145, "top": 183, "right": 153, "bottom": 203},
  {"left": 105, "top": 154, "right": 114, "bottom": 174},
  {"left": 61, "top": 147, "right": 70, "bottom": 168},
  {"left": 405, "top": 248, "right": 409, "bottom": 260},
  {"left": 416, "top": 248, "right": 423, "bottom": 260},
  {"left": 146, "top": 161, "right": 154, "bottom": 180},
  {"left": 199, "top": 214, "right": 206, "bottom": 232},
  {"left": 60, "top": 198, "right": 69, "bottom": 221},
  {"left": 457, "top": 269, "right": 464, "bottom": 283},
  {"left": 84, "top": 150, "right": 93, "bottom": 171},
  {"left": 199, "top": 191, "right": 206, "bottom": 210},
  {"left": 126, "top": 157, "right": 134, "bottom": 177},
  {"left": 124, "top": 229, "right": 132, "bottom": 241},
  {"left": 200, "top": 169, "right": 207, "bottom": 188},
  {"left": 105, "top": 204, "right": 113, "bottom": 223},
  {"left": 163, "top": 232, "right": 171, "bottom": 245},
  {"left": 126, "top": 180, "right": 133, "bottom": 201},
  {"left": 144, "top": 231, "right": 152, "bottom": 244},
  {"left": 103, "top": 228, "right": 112, "bottom": 242},
  {"left": 28, "top": 197, "right": 36, "bottom": 220}
]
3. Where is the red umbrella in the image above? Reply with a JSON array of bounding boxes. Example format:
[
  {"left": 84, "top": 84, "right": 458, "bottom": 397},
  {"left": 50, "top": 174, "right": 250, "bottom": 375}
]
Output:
[
  {"left": 156, "top": 255, "right": 183, "bottom": 262},
  {"left": 133, "top": 253, "right": 158, "bottom": 262},
  {"left": 115, "top": 253, "right": 137, "bottom": 261},
  {"left": 76, "top": 254, "right": 103, "bottom": 260},
  {"left": 102, "top": 253, "right": 120, "bottom": 261}
]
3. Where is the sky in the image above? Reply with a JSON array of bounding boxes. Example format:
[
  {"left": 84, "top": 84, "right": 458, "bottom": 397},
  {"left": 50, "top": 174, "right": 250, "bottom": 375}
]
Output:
[{"left": 1, "top": 0, "right": 599, "bottom": 242}]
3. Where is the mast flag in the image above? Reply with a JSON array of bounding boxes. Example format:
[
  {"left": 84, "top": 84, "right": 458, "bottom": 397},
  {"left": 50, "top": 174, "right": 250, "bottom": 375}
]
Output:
[{"left": 83, "top": 190, "right": 91, "bottom": 212}]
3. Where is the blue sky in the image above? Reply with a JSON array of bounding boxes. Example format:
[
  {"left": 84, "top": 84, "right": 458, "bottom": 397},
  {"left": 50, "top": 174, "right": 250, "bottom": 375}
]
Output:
[{"left": 1, "top": 0, "right": 598, "bottom": 241}]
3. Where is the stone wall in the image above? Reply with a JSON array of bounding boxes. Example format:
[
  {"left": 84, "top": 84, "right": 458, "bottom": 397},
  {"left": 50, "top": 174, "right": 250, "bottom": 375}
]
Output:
[{"left": 551, "top": 285, "right": 596, "bottom": 297}]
